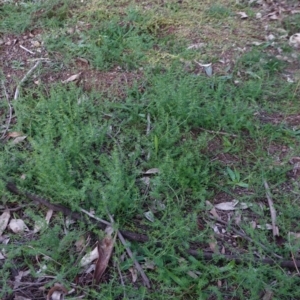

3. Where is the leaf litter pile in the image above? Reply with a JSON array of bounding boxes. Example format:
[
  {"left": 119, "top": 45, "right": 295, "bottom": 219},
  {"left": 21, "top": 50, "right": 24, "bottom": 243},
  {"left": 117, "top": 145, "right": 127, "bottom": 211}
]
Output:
[{"left": 1, "top": 0, "right": 300, "bottom": 299}]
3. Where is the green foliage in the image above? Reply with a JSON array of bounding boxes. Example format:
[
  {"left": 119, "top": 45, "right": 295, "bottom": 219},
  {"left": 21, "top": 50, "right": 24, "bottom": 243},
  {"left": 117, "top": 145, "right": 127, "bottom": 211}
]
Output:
[
  {"left": 282, "top": 14, "right": 300, "bottom": 35},
  {"left": 0, "top": 0, "right": 78, "bottom": 33},
  {"left": 2, "top": 0, "right": 300, "bottom": 298},
  {"left": 205, "top": 4, "right": 232, "bottom": 19}
]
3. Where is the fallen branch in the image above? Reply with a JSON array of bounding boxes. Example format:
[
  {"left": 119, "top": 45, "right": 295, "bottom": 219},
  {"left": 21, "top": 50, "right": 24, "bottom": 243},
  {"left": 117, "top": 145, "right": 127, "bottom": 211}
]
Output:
[
  {"left": 5, "top": 181, "right": 149, "bottom": 243},
  {"left": 6, "top": 181, "right": 300, "bottom": 270}
]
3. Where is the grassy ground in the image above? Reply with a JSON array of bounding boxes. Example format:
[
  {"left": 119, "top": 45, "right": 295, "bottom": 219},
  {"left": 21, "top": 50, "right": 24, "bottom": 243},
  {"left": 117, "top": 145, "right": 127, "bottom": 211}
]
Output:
[{"left": 1, "top": 0, "right": 300, "bottom": 299}]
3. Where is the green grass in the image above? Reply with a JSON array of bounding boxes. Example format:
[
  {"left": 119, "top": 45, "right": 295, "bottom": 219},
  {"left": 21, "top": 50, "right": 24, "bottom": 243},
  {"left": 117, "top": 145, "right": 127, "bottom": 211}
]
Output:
[{"left": 1, "top": 0, "right": 300, "bottom": 299}]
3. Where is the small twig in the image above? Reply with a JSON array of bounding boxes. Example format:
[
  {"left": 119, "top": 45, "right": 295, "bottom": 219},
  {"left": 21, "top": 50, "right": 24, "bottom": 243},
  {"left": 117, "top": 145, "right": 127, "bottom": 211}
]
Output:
[
  {"left": 14, "top": 60, "right": 41, "bottom": 100},
  {"left": 199, "top": 127, "right": 238, "bottom": 138},
  {"left": 146, "top": 113, "right": 151, "bottom": 160},
  {"left": 263, "top": 180, "right": 278, "bottom": 237},
  {"left": 19, "top": 44, "right": 35, "bottom": 55},
  {"left": 115, "top": 260, "right": 127, "bottom": 299},
  {"left": 146, "top": 113, "right": 151, "bottom": 135},
  {"left": 0, "top": 81, "right": 13, "bottom": 140},
  {"left": 107, "top": 212, "right": 151, "bottom": 288},
  {"left": 79, "top": 208, "right": 111, "bottom": 226},
  {"left": 291, "top": 250, "right": 300, "bottom": 275},
  {"left": 209, "top": 215, "right": 283, "bottom": 259}
]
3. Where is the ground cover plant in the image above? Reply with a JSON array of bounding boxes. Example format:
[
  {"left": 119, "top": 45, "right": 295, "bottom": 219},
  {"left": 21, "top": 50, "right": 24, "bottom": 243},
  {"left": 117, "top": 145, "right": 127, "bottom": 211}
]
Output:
[{"left": 1, "top": 0, "right": 300, "bottom": 299}]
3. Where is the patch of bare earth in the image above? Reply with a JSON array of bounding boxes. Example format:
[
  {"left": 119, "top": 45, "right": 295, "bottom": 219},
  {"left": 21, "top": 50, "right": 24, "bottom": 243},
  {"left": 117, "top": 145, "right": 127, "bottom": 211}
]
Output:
[{"left": 0, "top": 31, "right": 143, "bottom": 99}]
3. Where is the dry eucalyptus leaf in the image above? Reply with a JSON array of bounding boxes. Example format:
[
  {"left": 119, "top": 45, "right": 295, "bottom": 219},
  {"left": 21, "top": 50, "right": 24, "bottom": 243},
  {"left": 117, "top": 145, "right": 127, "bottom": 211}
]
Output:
[
  {"left": 9, "top": 219, "right": 29, "bottom": 233},
  {"left": 187, "top": 43, "right": 206, "bottom": 50},
  {"left": 209, "top": 207, "right": 220, "bottom": 219},
  {"left": 129, "top": 267, "right": 138, "bottom": 283},
  {"left": 141, "top": 177, "right": 150, "bottom": 186},
  {"left": 262, "top": 289, "right": 274, "bottom": 300},
  {"left": 14, "top": 270, "right": 31, "bottom": 289},
  {"left": 143, "top": 259, "right": 156, "bottom": 270},
  {"left": 7, "top": 132, "right": 23, "bottom": 138},
  {"left": 33, "top": 209, "right": 53, "bottom": 233},
  {"left": 80, "top": 246, "right": 99, "bottom": 267},
  {"left": 237, "top": 12, "right": 248, "bottom": 19},
  {"left": 289, "top": 232, "right": 300, "bottom": 240},
  {"left": 143, "top": 168, "right": 159, "bottom": 175},
  {"left": 12, "top": 136, "right": 27, "bottom": 145},
  {"left": 209, "top": 235, "right": 219, "bottom": 253},
  {"left": 214, "top": 200, "right": 250, "bottom": 211},
  {"left": 46, "top": 284, "right": 68, "bottom": 300},
  {"left": 289, "top": 33, "right": 300, "bottom": 49},
  {"left": 144, "top": 211, "right": 154, "bottom": 222},
  {"left": 93, "top": 233, "right": 116, "bottom": 284},
  {"left": 62, "top": 73, "right": 81, "bottom": 84},
  {"left": 187, "top": 270, "right": 199, "bottom": 279},
  {"left": 75, "top": 236, "right": 86, "bottom": 252},
  {"left": 0, "top": 210, "right": 10, "bottom": 236},
  {"left": 291, "top": 10, "right": 300, "bottom": 15}
]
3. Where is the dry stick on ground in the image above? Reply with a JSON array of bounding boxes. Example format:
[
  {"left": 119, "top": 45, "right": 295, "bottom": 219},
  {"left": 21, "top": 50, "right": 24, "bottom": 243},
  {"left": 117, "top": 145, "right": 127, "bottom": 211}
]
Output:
[
  {"left": 107, "top": 212, "right": 151, "bottom": 289},
  {"left": 14, "top": 60, "right": 41, "bottom": 100},
  {"left": 0, "top": 81, "right": 13, "bottom": 140},
  {"left": 199, "top": 127, "right": 238, "bottom": 138},
  {"left": 7, "top": 181, "right": 300, "bottom": 268},
  {"left": 19, "top": 44, "right": 35, "bottom": 55},
  {"left": 263, "top": 180, "right": 278, "bottom": 237}
]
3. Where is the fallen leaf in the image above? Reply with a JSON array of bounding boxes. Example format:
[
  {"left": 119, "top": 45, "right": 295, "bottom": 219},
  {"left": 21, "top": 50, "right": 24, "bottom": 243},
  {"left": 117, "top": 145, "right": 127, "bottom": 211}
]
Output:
[
  {"left": 143, "top": 168, "right": 160, "bottom": 175},
  {"left": 209, "top": 235, "right": 219, "bottom": 253},
  {"left": 33, "top": 209, "right": 53, "bottom": 233},
  {"left": 75, "top": 236, "right": 86, "bottom": 252},
  {"left": 46, "top": 283, "right": 68, "bottom": 300},
  {"left": 80, "top": 246, "right": 99, "bottom": 267},
  {"left": 143, "top": 259, "right": 156, "bottom": 270},
  {"left": 237, "top": 12, "right": 248, "bottom": 19},
  {"left": 214, "top": 200, "right": 251, "bottom": 211},
  {"left": 0, "top": 210, "right": 10, "bottom": 236},
  {"left": 262, "top": 289, "right": 273, "bottom": 300},
  {"left": 93, "top": 233, "right": 116, "bottom": 284},
  {"left": 187, "top": 270, "right": 199, "bottom": 279},
  {"left": 187, "top": 43, "right": 206, "bottom": 50},
  {"left": 12, "top": 136, "right": 27, "bottom": 145},
  {"left": 289, "top": 33, "right": 300, "bottom": 49},
  {"left": 0, "top": 251, "right": 6, "bottom": 260},
  {"left": 7, "top": 132, "right": 23, "bottom": 138},
  {"left": 291, "top": 10, "right": 300, "bottom": 15},
  {"left": 129, "top": 267, "right": 138, "bottom": 283},
  {"left": 209, "top": 207, "right": 220, "bottom": 219},
  {"left": 141, "top": 177, "right": 150, "bottom": 185},
  {"left": 14, "top": 270, "right": 30, "bottom": 289},
  {"left": 144, "top": 211, "right": 154, "bottom": 222},
  {"left": 62, "top": 73, "right": 81, "bottom": 84},
  {"left": 9, "top": 219, "right": 29, "bottom": 233}
]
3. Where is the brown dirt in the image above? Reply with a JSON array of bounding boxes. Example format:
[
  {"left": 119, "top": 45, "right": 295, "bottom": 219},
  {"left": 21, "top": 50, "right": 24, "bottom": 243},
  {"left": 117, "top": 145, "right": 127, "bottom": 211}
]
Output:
[{"left": 0, "top": 31, "right": 143, "bottom": 99}]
